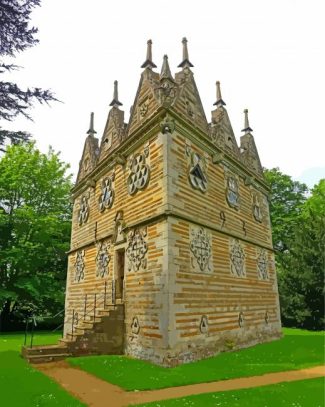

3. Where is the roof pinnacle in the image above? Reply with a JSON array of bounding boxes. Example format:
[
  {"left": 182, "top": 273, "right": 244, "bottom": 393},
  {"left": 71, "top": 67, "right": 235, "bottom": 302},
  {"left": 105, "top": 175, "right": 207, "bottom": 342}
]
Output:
[
  {"left": 109, "top": 80, "right": 123, "bottom": 107},
  {"left": 87, "top": 112, "right": 97, "bottom": 135},
  {"left": 241, "top": 109, "right": 253, "bottom": 134},
  {"left": 160, "top": 55, "right": 174, "bottom": 81},
  {"left": 141, "top": 39, "right": 157, "bottom": 69},
  {"left": 178, "top": 37, "right": 194, "bottom": 68},
  {"left": 213, "top": 81, "right": 226, "bottom": 107}
]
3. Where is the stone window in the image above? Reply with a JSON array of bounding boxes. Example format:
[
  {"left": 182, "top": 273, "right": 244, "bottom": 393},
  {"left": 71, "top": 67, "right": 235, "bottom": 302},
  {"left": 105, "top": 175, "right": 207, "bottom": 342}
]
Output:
[
  {"left": 226, "top": 175, "right": 239, "bottom": 208},
  {"left": 190, "top": 227, "right": 212, "bottom": 272},
  {"left": 189, "top": 152, "right": 208, "bottom": 193},
  {"left": 98, "top": 177, "right": 114, "bottom": 212},
  {"left": 127, "top": 153, "right": 150, "bottom": 195},
  {"left": 230, "top": 239, "right": 246, "bottom": 277},
  {"left": 257, "top": 249, "right": 269, "bottom": 280},
  {"left": 78, "top": 195, "right": 89, "bottom": 225},
  {"left": 74, "top": 250, "right": 85, "bottom": 282},
  {"left": 96, "top": 241, "right": 111, "bottom": 278}
]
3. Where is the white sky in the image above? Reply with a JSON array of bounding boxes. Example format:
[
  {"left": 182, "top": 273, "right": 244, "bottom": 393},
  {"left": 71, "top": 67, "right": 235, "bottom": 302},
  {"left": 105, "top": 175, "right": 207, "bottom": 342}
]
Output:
[{"left": 3, "top": 0, "right": 325, "bottom": 187}]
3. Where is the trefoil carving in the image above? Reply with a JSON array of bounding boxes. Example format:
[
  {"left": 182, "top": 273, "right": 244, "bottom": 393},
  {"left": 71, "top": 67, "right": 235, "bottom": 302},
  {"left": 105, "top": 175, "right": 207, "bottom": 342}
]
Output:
[
  {"left": 190, "top": 227, "right": 212, "bottom": 272},
  {"left": 230, "top": 239, "right": 246, "bottom": 277},
  {"left": 126, "top": 228, "right": 148, "bottom": 272},
  {"left": 96, "top": 241, "right": 111, "bottom": 278},
  {"left": 74, "top": 250, "right": 85, "bottom": 282}
]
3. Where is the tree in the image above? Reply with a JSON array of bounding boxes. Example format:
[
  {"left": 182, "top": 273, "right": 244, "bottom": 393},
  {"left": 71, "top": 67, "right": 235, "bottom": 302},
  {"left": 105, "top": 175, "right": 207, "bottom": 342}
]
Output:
[
  {"left": 278, "top": 180, "right": 325, "bottom": 330},
  {"left": 264, "top": 168, "right": 308, "bottom": 255},
  {"left": 0, "top": 143, "right": 72, "bottom": 330},
  {"left": 0, "top": 0, "right": 56, "bottom": 150}
]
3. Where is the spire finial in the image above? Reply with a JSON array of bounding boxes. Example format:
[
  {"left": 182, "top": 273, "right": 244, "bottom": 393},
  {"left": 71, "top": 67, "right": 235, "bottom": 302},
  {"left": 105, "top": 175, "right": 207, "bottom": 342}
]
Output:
[
  {"left": 213, "top": 81, "right": 226, "bottom": 107},
  {"left": 141, "top": 39, "right": 157, "bottom": 69},
  {"left": 178, "top": 37, "right": 194, "bottom": 68},
  {"left": 241, "top": 109, "right": 253, "bottom": 134},
  {"left": 160, "top": 54, "right": 174, "bottom": 81},
  {"left": 87, "top": 112, "right": 97, "bottom": 135},
  {"left": 109, "top": 80, "right": 123, "bottom": 107}
]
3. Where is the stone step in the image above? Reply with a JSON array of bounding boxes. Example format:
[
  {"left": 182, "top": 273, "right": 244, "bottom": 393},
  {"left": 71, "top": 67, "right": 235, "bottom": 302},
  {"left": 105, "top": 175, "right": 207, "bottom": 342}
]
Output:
[
  {"left": 22, "top": 344, "right": 68, "bottom": 356},
  {"left": 27, "top": 352, "right": 70, "bottom": 364}
]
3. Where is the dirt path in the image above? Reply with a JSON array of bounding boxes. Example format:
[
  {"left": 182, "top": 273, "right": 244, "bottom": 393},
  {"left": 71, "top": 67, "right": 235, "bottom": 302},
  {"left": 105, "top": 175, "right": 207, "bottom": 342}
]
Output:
[{"left": 36, "top": 361, "right": 325, "bottom": 407}]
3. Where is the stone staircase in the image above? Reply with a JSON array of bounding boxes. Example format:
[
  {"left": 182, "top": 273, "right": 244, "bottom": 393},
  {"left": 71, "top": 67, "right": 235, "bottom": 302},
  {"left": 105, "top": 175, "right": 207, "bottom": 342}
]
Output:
[{"left": 21, "top": 303, "right": 125, "bottom": 364}]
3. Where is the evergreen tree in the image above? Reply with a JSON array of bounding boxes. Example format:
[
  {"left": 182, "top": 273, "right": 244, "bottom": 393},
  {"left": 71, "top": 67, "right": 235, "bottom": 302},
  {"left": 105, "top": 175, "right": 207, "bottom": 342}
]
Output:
[{"left": 0, "top": 0, "right": 56, "bottom": 150}]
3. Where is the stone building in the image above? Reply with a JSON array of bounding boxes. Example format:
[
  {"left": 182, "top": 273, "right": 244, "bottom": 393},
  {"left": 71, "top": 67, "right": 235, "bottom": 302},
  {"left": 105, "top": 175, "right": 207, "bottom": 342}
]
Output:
[{"left": 58, "top": 38, "right": 281, "bottom": 366}]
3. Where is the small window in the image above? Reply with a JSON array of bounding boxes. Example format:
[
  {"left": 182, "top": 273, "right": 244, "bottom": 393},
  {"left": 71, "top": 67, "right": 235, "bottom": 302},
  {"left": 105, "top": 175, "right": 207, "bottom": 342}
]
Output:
[{"left": 226, "top": 176, "right": 239, "bottom": 208}]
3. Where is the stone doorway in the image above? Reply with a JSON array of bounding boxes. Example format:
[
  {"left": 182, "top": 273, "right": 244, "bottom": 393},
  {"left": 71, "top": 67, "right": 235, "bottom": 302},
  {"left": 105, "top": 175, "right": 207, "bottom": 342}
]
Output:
[{"left": 115, "top": 249, "right": 125, "bottom": 301}]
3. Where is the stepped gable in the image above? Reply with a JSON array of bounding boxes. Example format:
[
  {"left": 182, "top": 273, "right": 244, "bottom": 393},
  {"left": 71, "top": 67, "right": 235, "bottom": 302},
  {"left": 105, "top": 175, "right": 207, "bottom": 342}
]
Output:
[
  {"left": 126, "top": 40, "right": 161, "bottom": 136},
  {"left": 98, "top": 81, "right": 126, "bottom": 162},
  {"left": 240, "top": 109, "right": 263, "bottom": 176},
  {"left": 76, "top": 112, "right": 99, "bottom": 183},
  {"left": 209, "top": 81, "right": 240, "bottom": 160},
  {"left": 173, "top": 38, "right": 209, "bottom": 134}
]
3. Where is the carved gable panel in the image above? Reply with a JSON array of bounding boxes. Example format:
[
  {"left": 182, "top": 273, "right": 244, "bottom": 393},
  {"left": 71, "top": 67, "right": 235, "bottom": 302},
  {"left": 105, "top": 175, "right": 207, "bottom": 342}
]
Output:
[{"left": 240, "top": 134, "right": 263, "bottom": 176}]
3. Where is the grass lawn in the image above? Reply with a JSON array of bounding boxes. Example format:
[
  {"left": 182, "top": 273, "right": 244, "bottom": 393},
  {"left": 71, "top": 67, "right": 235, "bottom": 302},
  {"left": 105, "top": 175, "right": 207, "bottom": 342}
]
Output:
[
  {"left": 135, "top": 377, "right": 325, "bottom": 407},
  {"left": 68, "top": 328, "right": 325, "bottom": 391},
  {"left": 0, "top": 331, "right": 85, "bottom": 406}
]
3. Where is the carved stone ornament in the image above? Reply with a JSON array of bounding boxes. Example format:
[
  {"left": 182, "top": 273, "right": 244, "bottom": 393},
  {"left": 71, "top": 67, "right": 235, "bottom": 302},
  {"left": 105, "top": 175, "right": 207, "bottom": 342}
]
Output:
[
  {"left": 257, "top": 249, "right": 269, "bottom": 280},
  {"left": 230, "top": 239, "right": 246, "bottom": 277},
  {"left": 265, "top": 311, "right": 270, "bottom": 325},
  {"left": 190, "top": 227, "right": 212, "bottom": 272},
  {"left": 226, "top": 175, "right": 239, "bottom": 209},
  {"left": 200, "top": 315, "right": 208, "bottom": 334},
  {"left": 96, "top": 241, "right": 111, "bottom": 278},
  {"left": 126, "top": 228, "right": 148, "bottom": 272},
  {"left": 127, "top": 153, "right": 150, "bottom": 195},
  {"left": 238, "top": 312, "right": 244, "bottom": 328},
  {"left": 74, "top": 250, "right": 85, "bottom": 282},
  {"left": 160, "top": 114, "right": 175, "bottom": 134},
  {"left": 72, "top": 311, "right": 79, "bottom": 326},
  {"left": 131, "top": 316, "right": 140, "bottom": 334},
  {"left": 189, "top": 152, "right": 208, "bottom": 193},
  {"left": 112, "top": 210, "right": 126, "bottom": 244},
  {"left": 98, "top": 177, "right": 114, "bottom": 212},
  {"left": 78, "top": 195, "right": 89, "bottom": 225},
  {"left": 139, "top": 100, "right": 149, "bottom": 118},
  {"left": 252, "top": 192, "right": 263, "bottom": 222}
]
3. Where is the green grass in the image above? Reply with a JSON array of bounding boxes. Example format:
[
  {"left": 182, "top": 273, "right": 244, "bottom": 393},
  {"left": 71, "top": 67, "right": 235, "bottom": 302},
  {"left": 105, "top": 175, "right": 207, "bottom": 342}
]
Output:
[
  {"left": 68, "top": 328, "right": 325, "bottom": 391},
  {"left": 135, "top": 377, "right": 325, "bottom": 407},
  {"left": 0, "top": 331, "right": 85, "bottom": 406}
]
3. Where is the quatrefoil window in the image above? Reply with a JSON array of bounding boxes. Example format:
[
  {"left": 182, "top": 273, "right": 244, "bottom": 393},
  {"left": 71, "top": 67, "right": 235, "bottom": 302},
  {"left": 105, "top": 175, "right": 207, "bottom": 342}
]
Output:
[
  {"left": 127, "top": 153, "right": 150, "bottom": 195},
  {"left": 99, "top": 177, "right": 114, "bottom": 212},
  {"left": 78, "top": 195, "right": 89, "bottom": 225}
]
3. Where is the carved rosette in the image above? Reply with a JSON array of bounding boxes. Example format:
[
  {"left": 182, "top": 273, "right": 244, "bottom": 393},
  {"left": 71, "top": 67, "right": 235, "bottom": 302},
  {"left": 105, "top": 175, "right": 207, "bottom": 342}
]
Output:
[
  {"left": 78, "top": 195, "right": 89, "bottom": 225},
  {"left": 95, "top": 241, "right": 111, "bottom": 278},
  {"left": 74, "top": 250, "right": 85, "bottom": 282},
  {"left": 188, "top": 152, "right": 208, "bottom": 193},
  {"left": 127, "top": 153, "right": 150, "bottom": 195},
  {"left": 98, "top": 176, "right": 114, "bottom": 212},
  {"left": 230, "top": 239, "right": 246, "bottom": 277},
  {"left": 190, "top": 226, "right": 212, "bottom": 272},
  {"left": 126, "top": 228, "right": 148, "bottom": 272},
  {"left": 257, "top": 249, "right": 269, "bottom": 280}
]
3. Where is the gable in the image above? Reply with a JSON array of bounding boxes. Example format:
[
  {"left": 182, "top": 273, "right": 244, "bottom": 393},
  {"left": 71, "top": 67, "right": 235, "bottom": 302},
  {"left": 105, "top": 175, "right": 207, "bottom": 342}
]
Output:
[{"left": 76, "top": 135, "right": 99, "bottom": 183}]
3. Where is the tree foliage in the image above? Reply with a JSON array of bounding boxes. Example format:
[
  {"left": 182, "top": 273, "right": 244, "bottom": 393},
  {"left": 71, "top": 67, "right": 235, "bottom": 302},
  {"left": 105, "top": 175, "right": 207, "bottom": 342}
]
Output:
[
  {"left": 0, "top": 143, "right": 72, "bottom": 330},
  {"left": 265, "top": 169, "right": 324, "bottom": 330},
  {"left": 0, "top": 0, "right": 56, "bottom": 149}
]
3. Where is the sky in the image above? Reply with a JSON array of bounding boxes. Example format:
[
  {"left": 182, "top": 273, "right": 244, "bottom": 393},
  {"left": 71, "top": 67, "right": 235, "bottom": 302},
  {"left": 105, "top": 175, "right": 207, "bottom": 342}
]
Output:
[{"left": 3, "top": 0, "right": 325, "bottom": 187}]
